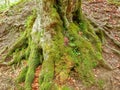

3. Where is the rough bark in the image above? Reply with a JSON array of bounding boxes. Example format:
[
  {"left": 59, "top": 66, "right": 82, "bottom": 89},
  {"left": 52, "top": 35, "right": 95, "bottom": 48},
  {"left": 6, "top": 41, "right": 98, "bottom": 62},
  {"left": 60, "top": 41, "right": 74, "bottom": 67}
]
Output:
[{"left": 2, "top": 0, "right": 106, "bottom": 90}]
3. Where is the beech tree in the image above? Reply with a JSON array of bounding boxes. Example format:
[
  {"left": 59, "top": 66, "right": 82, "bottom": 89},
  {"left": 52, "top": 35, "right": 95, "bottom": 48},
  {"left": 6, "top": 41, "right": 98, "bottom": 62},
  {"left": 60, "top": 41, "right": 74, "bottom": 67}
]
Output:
[{"left": 2, "top": 0, "right": 110, "bottom": 90}]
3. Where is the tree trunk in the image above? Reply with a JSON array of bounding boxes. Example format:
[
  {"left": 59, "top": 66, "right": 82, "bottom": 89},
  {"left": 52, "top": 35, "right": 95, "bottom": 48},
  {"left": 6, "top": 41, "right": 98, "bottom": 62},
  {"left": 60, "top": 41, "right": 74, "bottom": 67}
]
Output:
[{"left": 4, "top": 0, "right": 104, "bottom": 90}]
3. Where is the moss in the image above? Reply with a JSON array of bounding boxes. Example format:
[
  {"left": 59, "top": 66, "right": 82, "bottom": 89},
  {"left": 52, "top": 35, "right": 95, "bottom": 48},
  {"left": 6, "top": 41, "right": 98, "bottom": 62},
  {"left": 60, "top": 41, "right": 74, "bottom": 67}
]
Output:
[
  {"left": 97, "top": 79, "right": 105, "bottom": 89},
  {"left": 51, "top": 84, "right": 73, "bottom": 90},
  {"left": 107, "top": 0, "right": 120, "bottom": 6},
  {"left": 5, "top": 15, "right": 34, "bottom": 63},
  {"left": 25, "top": 9, "right": 36, "bottom": 29},
  {"left": 39, "top": 48, "right": 55, "bottom": 89},
  {"left": 65, "top": 23, "right": 102, "bottom": 85},
  {"left": 50, "top": 21, "right": 102, "bottom": 87},
  {"left": 17, "top": 9, "right": 39, "bottom": 90},
  {"left": 25, "top": 68, "right": 35, "bottom": 90},
  {"left": 25, "top": 46, "right": 30, "bottom": 59},
  {"left": 16, "top": 66, "right": 28, "bottom": 83},
  {"left": 2, "top": 8, "right": 38, "bottom": 89},
  {"left": 25, "top": 39, "right": 41, "bottom": 90},
  {"left": 0, "top": 4, "right": 8, "bottom": 12},
  {"left": 10, "top": 0, "right": 30, "bottom": 8},
  {"left": 61, "top": 85, "right": 73, "bottom": 90},
  {"left": 7, "top": 33, "right": 28, "bottom": 56},
  {"left": 4, "top": 9, "right": 36, "bottom": 61},
  {"left": 0, "top": 0, "right": 30, "bottom": 12},
  {"left": 53, "top": 25, "right": 74, "bottom": 83}
]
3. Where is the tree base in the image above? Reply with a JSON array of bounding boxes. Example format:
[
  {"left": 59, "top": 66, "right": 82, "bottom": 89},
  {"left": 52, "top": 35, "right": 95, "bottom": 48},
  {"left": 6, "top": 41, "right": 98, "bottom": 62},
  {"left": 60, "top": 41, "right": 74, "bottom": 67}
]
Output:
[{"left": 1, "top": 0, "right": 110, "bottom": 90}]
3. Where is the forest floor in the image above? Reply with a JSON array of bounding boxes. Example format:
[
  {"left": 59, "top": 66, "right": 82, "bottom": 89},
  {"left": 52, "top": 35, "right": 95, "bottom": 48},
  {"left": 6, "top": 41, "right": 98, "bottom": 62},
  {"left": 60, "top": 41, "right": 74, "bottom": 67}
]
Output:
[{"left": 0, "top": 0, "right": 120, "bottom": 90}]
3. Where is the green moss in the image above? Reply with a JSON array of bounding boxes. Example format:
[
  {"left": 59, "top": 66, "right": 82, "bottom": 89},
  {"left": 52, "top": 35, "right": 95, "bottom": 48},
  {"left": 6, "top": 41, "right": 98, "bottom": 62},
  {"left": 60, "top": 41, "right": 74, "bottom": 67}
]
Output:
[
  {"left": 10, "top": 0, "right": 30, "bottom": 8},
  {"left": 97, "top": 79, "right": 105, "bottom": 89},
  {"left": 25, "top": 9, "right": 36, "bottom": 29},
  {"left": 25, "top": 40, "right": 41, "bottom": 90},
  {"left": 25, "top": 68, "right": 35, "bottom": 90},
  {"left": 39, "top": 49, "right": 55, "bottom": 90},
  {"left": 51, "top": 84, "right": 73, "bottom": 90},
  {"left": 4, "top": 9, "right": 36, "bottom": 61},
  {"left": 0, "top": 0, "right": 30, "bottom": 12},
  {"left": 61, "top": 85, "right": 73, "bottom": 90},
  {"left": 8, "top": 50, "right": 24, "bottom": 65},
  {"left": 49, "top": 21, "right": 102, "bottom": 87},
  {"left": 2, "top": 8, "right": 38, "bottom": 90},
  {"left": 53, "top": 25, "right": 74, "bottom": 83},
  {"left": 65, "top": 23, "right": 102, "bottom": 86},
  {"left": 25, "top": 46, "right": 30, "bottom": 59},
  {"left": 16, "top": 9, "right": 38, "bottom": 90},
  {"left": 16, "top": 66, "right": 28, "bottom": 83},
  {"left": 0, "top": 4, "right": 7, "bottom": 12},
  {"left": 107, "top": 0, "right": 120, "bottom": 6}
]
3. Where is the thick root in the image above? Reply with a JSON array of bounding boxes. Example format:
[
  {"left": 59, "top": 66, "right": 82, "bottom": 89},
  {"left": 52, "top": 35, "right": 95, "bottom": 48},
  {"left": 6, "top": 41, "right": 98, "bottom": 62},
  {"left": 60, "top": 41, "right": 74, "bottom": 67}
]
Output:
[
  {"left": 16, "top": 66, "right": 28, "bottom": 83},
  {"left": 25, "top": 39, "right": 42, "bottom": 90}
]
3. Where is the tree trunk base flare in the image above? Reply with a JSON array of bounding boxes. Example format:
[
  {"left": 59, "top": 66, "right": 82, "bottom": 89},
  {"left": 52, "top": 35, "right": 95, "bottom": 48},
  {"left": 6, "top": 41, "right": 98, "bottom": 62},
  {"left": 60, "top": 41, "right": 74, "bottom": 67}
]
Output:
[{"left": 1, "top": 0, "right": 112, "bottom": 90}]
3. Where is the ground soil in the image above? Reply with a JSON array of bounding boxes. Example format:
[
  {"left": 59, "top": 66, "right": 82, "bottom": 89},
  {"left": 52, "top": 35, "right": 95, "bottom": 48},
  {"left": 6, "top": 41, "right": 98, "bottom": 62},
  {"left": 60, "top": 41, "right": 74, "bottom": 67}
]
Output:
[{"left": 0, "top": 0, "right": 120, "bottom": 90}]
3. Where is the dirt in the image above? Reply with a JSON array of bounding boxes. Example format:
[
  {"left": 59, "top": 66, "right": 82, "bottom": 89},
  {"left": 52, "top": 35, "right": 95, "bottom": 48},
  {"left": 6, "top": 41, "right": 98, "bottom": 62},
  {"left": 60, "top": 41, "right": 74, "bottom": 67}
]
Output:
[
  {"left": 0, "top": 0, "right": 120, "bottom": 90},
  {"left": 32, "top": 66, "right": 41, "bottom": 90}
]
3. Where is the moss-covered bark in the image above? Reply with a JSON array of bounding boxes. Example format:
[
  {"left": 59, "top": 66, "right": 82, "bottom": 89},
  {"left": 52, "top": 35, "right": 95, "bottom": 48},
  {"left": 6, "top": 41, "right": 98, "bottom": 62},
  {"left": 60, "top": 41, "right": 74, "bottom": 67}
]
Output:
[{"left": 2, "top": 0, "right": 106, "bottom": 90}]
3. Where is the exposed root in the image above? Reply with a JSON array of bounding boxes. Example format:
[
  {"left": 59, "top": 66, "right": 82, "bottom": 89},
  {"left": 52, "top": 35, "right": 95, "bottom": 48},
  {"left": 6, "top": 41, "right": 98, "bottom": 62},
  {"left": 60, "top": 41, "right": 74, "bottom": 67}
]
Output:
[
  {"left": 106, "top": 45, "right": 120, "bottom": 55},
  {"left": 0, "top": 46, "right": 8, "bottom": 56},
  {"left": 89, "top": 18, "right": 120, "bottom": 48},
  {"left": 25, "top": 41, "right": 41, "bottom": 90},
  {"left": 98, "top": 59, "right": 113, "bottom": 70},
  {"left": 102, "top": 27, "right": 120, "bottom": 48},
  {"left": 17, "top": 66, "right": 28, "bottom": 83}
]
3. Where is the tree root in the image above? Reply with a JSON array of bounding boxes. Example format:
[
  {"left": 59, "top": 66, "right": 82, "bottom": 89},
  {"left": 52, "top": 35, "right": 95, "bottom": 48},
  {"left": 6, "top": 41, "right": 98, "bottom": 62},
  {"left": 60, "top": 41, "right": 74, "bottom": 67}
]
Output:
[
  {"left": 102, "top": 27, "right": 120, "bottom": 48},
  {"left": 88, "top": 17, "right": 120, "bottom": 48},
  {"left": 98, "top": 59, "right": 113, "bottom": 70},
  {"left": 88, "top": 18, "right": 120, "bottom": 70},
  {"left": 17, "top": 66, "right": 28, "bottom": 83},
  {"left": 0, "top": 46, "right": 8, "bottom": 55},
  {"left": 25, "top": 42, "right": 41, "bottom": 90},
  {"left": 106, "top": 45, "right": 120, "bottom": 55}
]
